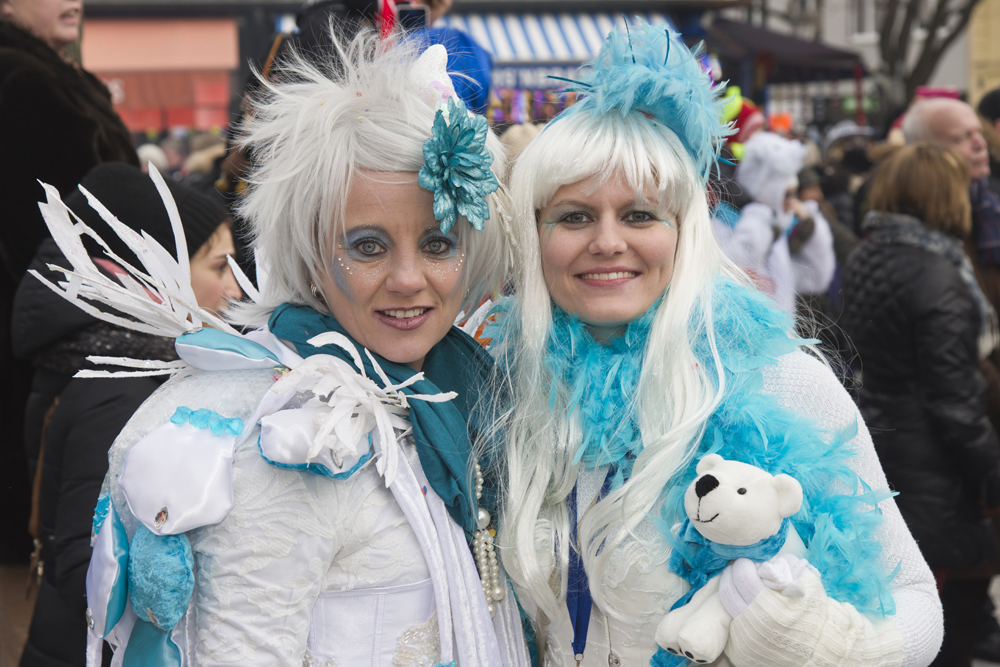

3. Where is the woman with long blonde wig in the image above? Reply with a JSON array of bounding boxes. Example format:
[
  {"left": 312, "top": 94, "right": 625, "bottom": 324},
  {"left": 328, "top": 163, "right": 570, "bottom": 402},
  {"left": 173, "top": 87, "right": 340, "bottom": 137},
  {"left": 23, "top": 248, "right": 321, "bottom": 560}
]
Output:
[{"left": 481, "top": 21, "right": 943, "bottom": 667}]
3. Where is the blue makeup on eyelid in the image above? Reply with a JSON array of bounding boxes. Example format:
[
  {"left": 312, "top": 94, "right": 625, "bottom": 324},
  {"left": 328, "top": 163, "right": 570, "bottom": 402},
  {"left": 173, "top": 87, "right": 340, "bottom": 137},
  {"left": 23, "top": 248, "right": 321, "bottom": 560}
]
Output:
[
  {"left": 539, "top": 213, "right": 673, "bottom": 228},
  {"left": 342, "top": 227, "right": 392, "bottom": 261},
  {"left": 420, "top": 229, "right": 460, "bottom": 257}
]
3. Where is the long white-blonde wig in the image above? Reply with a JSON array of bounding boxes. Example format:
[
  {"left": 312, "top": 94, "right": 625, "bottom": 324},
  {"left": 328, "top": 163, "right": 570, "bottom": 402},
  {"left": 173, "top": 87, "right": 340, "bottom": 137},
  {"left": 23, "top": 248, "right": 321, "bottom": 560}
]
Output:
[
  {"left": 231, "top": 28, "right": 509, "bottom": 326},
  {"left": 493, "top": 107, "right": 748, "bottom": 624}
]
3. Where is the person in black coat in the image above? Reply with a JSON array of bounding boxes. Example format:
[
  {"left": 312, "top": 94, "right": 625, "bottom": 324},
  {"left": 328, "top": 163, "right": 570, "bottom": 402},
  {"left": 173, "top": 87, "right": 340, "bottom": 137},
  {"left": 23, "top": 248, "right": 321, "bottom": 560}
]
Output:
[
  {"left": 0, "top": 2, "right": 137, "bottom": 593},
  {"left": 12, "top": 164, "right": 241, "bottom": 667},
  {"left": 841, "top": 143, "right": 1000, "bottom": 667}
]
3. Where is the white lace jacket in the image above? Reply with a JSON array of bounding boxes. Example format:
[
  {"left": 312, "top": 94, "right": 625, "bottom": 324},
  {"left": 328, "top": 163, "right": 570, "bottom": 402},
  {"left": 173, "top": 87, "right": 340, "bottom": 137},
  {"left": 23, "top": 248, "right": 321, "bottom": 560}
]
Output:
[{"left": 88, "top": 333, "right": 529, "bottom": 667}]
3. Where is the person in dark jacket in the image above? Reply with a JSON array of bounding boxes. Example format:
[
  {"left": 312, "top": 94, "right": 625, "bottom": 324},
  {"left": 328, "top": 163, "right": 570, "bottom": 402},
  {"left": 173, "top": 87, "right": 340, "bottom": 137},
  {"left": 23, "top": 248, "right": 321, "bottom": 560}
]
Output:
[
  {"left": 12, "top": 163, "right": 241, "bottom": 667},
  {"left": 0, "top": 6, "right": 137, "bottom": 641},
  {"left": 841, "top": 143, "right": 1000, "bottom": 667}
]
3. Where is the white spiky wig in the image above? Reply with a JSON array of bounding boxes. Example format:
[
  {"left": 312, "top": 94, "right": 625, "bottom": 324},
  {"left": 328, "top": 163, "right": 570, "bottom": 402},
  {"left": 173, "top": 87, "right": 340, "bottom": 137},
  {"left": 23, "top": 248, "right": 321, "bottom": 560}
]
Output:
[
  {"left": 492, "top": 107, "right": 751, "bottom": 625},
  {"left": 230, "top": 28, "right": 510, "bottom": 327}
]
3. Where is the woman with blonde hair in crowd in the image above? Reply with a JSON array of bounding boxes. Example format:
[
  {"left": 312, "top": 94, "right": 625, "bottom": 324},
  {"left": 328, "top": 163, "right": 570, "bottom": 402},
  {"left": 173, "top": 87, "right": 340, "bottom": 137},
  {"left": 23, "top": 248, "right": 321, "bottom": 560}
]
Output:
[{"left": 842, "top": 143, "right": 1000, "bottom": 667}]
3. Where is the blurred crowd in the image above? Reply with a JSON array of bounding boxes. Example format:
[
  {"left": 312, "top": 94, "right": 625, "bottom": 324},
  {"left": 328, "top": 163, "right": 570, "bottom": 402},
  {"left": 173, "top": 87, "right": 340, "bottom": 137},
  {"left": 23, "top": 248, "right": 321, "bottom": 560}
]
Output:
[{"left": 6, "top": 0, "right": 1000, "bottom": 666}]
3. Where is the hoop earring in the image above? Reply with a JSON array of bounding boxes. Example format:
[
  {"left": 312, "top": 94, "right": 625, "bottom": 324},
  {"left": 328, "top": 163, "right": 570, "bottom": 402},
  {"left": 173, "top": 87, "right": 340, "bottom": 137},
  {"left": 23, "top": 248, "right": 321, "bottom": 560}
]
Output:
[{"left": 310, "top": 283, "right": 320, "bottom": 298}]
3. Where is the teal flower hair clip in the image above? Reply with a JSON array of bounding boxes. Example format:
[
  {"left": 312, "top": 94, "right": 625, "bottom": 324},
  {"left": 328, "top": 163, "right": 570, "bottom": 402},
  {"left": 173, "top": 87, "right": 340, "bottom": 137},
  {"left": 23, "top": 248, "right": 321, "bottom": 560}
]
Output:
[{"left": 418, "top": 96, "right": 499, "bottom": 234}]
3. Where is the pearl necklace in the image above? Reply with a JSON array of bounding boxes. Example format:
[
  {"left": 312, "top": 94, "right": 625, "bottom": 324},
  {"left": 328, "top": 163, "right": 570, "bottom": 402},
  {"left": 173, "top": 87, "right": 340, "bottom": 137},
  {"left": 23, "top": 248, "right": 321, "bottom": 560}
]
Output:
[{"left": 472, "top": 461, "right": 504, "bottom": 617}]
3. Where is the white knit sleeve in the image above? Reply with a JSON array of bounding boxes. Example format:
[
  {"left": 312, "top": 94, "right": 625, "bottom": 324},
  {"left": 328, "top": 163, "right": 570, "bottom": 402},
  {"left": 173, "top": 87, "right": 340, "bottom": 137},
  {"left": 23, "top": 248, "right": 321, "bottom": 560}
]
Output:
[{"left": 760, "top": 350, "right": 943, "bottom": 667}]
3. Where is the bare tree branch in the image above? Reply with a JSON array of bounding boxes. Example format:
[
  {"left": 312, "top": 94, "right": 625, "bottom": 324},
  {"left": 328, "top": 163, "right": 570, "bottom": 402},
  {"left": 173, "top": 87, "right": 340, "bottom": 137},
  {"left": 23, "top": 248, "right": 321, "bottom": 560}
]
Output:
[
  {"left": 877, "top": 0, "right": 983, "bottom": 106},
  {"left": 906, "top": 0, "right": 979, "bottom": 96},
  {"left": 895, "top": 0, "right": 928, "bottom": 75},
  {"left": 884, "top": 0, "right": 900, "bottom": 75},
  {"left": 879, "top": 0, "right": 905, "bottom": 71}
]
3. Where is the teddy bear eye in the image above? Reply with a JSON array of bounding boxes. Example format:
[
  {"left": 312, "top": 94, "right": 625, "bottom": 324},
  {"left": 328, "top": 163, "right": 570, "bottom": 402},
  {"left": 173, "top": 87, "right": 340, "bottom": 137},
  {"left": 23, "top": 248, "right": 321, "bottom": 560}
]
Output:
[{"left": 737, "top": 488, "right": 747, "bottom": 495}]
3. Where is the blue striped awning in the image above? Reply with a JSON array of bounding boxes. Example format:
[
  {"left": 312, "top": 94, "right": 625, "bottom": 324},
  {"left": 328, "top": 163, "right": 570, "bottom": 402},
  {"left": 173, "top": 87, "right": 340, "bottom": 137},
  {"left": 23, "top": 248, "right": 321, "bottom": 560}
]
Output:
[{"left": 436, "top": 13, "right": 677, "bottom": 64}]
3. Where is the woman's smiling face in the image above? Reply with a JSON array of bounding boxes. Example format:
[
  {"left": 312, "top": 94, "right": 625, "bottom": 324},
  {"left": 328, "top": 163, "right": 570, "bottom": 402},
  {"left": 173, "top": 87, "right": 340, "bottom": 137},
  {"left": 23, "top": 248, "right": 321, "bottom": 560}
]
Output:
[
  {"left": 318, "top": 171, "right": 466, "bottom": 371},
  {"left": 537, "top": 172, "right": 677, "bottom": 338}
]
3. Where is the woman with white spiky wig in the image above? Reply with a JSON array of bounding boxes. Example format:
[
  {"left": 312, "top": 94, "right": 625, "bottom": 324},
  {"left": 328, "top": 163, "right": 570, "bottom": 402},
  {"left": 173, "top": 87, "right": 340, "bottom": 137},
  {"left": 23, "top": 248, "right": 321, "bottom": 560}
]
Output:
[
  {"left": 479, "top": 21, "right": 943, "bottom": 667},
  {"left": 32, "top": 28, "right": 529, "bottom": 667}
]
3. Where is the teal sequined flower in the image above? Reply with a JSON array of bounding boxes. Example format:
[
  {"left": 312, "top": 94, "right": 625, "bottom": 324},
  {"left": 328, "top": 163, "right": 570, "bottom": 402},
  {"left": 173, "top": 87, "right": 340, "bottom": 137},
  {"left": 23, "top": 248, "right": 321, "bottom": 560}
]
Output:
[{"left": 418, "top": 97, "right": 499, "bottom": 234}]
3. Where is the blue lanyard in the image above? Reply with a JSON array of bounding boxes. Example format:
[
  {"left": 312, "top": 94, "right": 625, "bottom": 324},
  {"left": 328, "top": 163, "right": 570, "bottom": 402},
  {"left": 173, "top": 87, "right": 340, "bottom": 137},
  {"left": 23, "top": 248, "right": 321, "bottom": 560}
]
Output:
[{"left": 566, "top": 467, "right": 615, "bottom": 665}]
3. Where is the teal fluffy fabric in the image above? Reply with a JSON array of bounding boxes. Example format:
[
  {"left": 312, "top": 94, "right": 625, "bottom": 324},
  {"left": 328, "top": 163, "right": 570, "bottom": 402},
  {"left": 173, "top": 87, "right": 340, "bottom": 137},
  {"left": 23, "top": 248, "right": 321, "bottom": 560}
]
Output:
[
  {"left": 92, "top": 493, "right": 110, "bottom": 536},
  {"left": 545, "top": 304, "right": 655, "bottom": 490},
  {"left": 660, "top": 279, "right": 898, "bottom": 616},
  {"left": 127, "top": 525, "right": 195, "bottom": 631},
  {"left": 554, "top": 20, "right": 731, "bottom": 181}
]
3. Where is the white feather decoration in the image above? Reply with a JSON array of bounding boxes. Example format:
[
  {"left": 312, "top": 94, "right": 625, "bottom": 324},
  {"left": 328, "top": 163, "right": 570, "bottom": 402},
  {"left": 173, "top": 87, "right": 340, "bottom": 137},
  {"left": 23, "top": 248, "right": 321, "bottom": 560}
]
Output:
[
  {"left": 29, "top": 165, "right": 248, "bottom": 340},
  {"left": 27, "top": 165, "right": 266, "bottom": 379}
]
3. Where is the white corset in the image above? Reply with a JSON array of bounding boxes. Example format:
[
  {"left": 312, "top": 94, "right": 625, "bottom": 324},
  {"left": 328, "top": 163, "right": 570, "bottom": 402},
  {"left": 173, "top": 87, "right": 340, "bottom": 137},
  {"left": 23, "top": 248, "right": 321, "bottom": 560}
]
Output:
[{"left": 305, "top": 579, "right": 439, "bottom": 666}]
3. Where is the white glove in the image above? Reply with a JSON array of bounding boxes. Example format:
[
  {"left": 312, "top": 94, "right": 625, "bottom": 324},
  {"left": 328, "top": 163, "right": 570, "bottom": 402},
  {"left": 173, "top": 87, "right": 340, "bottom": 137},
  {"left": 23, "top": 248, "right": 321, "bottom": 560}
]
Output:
[
  {"left": 719, "top": 554, "right": 904, "bottom": 667},
  {"left": 719, "top": 553, "right": 820, "bottom": 618}
]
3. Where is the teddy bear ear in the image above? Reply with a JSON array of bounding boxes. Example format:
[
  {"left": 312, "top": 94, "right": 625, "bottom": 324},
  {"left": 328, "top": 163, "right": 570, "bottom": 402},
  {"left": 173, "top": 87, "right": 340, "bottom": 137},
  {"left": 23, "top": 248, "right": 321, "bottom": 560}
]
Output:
[
  {"left": 772, "top": 474, "right": 803, "bottom": 518},
  {"left": 696, "top": 453, "right": 724, "bottom": 475}
]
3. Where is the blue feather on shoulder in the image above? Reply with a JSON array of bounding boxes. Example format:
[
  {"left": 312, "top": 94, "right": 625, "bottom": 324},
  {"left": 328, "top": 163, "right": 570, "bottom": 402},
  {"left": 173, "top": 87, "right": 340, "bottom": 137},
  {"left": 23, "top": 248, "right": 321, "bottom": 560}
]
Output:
[{"left": 660, "top": 279, "right": 899, "bottom": 618}]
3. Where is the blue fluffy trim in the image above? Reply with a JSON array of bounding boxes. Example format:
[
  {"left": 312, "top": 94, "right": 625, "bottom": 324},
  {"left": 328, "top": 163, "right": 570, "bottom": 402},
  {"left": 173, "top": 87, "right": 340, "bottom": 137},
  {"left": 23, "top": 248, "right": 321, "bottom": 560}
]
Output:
[
  {"left": 170, "top": 406, "right": 243, "bottom": 436},
  {"left": 545, "top": 303, "right": 656, "bottom": 490},
  {"left": 554, "top": 19, "right": 732, "bottom": 181},
  {"left": 127, "top": 525, "right": 194, "bottom": 632},
  {"left": 657, "top": 279, "right": 898, "bottom": 617},
  {"left": 668, "top": 518, "right": 790, "bottom": 612}
]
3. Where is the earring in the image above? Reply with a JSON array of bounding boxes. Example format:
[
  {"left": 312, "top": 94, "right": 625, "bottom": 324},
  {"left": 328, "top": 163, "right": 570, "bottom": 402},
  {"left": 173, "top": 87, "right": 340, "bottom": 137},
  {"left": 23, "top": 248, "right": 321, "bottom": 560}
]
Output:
[{"left": 310, "top": 283, "right": 320, "bottom": 298}]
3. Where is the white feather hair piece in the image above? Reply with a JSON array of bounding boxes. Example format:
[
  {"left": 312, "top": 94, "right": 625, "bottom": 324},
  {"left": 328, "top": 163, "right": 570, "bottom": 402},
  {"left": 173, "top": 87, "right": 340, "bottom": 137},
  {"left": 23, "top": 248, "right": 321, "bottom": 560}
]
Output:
[{"left": 28, "top": 165, "right": 254, "bottom": 377}]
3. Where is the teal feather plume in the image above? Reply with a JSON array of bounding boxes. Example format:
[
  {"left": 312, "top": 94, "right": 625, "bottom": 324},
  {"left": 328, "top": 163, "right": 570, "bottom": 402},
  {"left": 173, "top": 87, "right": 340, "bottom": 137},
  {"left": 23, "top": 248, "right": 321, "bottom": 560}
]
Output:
[{"left": 554, "top": 19, "right": 733, "bottom": 181}]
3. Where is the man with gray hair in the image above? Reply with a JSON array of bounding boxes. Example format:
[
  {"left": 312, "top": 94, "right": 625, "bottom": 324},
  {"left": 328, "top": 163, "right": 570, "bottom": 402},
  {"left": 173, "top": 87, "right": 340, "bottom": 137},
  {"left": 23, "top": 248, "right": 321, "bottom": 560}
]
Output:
[
  {"left": 903, "top": 97, "right": 989, "bottom": 179},
  {"left": 902, "top": 97, "right": 1000, "bottom": 266}
]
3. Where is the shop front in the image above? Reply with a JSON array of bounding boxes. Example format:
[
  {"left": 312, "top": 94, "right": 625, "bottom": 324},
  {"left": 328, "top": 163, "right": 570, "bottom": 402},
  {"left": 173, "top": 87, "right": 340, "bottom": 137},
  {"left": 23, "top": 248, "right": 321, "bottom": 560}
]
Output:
[
  {"left": 81, "top": 18, "right": 239, "bottom": 134},
  {"left": 436, "top": 11, "right": 676, "bottom": 125}
]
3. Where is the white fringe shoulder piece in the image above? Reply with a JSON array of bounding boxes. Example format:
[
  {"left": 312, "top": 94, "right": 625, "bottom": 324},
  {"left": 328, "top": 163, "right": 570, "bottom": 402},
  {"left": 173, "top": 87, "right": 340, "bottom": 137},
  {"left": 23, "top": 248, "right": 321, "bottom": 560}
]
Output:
[{"left": 30, "top": 166, "right": 245, "bottom": 343}]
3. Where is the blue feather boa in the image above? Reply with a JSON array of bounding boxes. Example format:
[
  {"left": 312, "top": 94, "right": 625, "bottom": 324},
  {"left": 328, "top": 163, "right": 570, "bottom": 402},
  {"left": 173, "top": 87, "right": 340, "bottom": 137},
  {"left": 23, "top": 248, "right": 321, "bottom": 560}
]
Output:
[
  {"left": 545, "top": 304, "right": 655, "bottom": 491},
  {"left": 668, "top": 279, "right": 898, "bottom": 617}
]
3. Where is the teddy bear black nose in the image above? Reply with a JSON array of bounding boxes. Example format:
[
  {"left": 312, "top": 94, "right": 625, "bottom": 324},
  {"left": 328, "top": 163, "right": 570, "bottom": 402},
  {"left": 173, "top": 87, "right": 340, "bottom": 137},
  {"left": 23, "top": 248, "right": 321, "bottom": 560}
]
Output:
[{"left": 695, "top": 474, "right": 719, "bottom": 498}]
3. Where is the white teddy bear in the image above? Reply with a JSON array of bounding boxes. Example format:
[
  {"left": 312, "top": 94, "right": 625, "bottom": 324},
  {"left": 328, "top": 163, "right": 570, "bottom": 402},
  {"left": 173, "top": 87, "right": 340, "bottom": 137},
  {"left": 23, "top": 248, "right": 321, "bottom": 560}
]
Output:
[{"left": 654, "top": 454, "right": 808, "bottom": 664}]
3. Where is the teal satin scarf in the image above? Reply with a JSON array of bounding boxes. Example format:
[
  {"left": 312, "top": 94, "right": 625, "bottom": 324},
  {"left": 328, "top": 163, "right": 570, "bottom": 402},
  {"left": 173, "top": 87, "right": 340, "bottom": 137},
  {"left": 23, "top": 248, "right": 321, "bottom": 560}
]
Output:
[{"left": 268, "top": 303, "right": 494, "bottom": 538}]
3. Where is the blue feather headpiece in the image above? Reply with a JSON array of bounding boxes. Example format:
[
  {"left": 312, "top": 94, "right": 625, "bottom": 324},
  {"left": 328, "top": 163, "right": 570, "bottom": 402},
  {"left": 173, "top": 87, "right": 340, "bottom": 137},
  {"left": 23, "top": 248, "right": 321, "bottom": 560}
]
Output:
[{"left": 554, "top": 20, "right": 732, "bottom": 182}]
